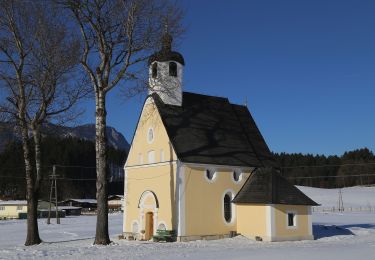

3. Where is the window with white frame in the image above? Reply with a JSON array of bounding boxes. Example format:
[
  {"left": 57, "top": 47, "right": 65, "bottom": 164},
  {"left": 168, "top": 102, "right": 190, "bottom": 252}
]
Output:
[
  {"left": 0, "top": 206, "right": 4, "bottom": 211},
  {"left": 223, "top": 193, "right": 232, "bottom": 223},
  {"left": 148, "top": 150, "right": 155, "bottom": 164},
  {"left": 157, "top": 223, "right": 166, "bottom": 230},
  {"left": 16, "top": 206, "right": 23, "bottom": 211},
  {"left": 132, "top": 221, "right": 139, "bottom": 233},
  {"left": 287, "top": 212, "right": 297, "bottom": 227}
]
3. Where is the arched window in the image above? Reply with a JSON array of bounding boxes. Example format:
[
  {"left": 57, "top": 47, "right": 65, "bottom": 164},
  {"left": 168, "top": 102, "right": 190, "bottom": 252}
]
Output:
[
  {"left": 169, "top": 62, "right": 177, "bottom": 77},
  {"left": 152, "top": 62, "right": 158, "bottom": 78},
  {"left": 224, "top": 193, "right": 232, "bottom": 223},
  {"left": 132, "top": 221, "right": 139, "bottom": 233},
  {"left": 148, "top": 150, "right": 155, "bottom": 164},
  {"left": 157, "top": 223, "right": 166, "bottom": 230}
]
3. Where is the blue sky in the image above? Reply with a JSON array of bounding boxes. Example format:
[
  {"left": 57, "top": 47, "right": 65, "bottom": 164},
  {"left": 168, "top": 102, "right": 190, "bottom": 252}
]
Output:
[{"left": 82, "top": 0, "right": 375, "bottom": 156}]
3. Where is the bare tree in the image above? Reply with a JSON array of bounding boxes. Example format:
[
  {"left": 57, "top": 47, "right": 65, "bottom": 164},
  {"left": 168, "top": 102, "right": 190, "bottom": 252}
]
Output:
[
  {"left": 63, "top": 0, "right": 184, "bottom": 244},
  {"left": 0, "top": 1, "right": 86, "bottom": 245}
]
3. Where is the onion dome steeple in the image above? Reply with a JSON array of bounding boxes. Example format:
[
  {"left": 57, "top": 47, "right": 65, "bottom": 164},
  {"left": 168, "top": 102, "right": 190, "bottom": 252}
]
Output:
[
  {"left": 148, "top": 32, "right": 184, "bottom": 106},
  {"left": 148, "top": 33, "right": 185, "bottom": 65}
]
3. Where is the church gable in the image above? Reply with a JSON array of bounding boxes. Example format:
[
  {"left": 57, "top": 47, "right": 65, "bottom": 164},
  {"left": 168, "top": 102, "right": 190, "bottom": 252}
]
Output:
[{"left": 126, "top": 98, "right": 177, "bottom": 167}]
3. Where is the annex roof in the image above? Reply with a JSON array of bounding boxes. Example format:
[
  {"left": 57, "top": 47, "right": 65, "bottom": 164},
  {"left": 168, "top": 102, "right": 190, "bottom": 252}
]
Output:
[
  {"left": 153, "top": 92, "right": 277, "bottom": 167},
  {"left": 232, "top": 167, "right": 319, "bottom": 206}
]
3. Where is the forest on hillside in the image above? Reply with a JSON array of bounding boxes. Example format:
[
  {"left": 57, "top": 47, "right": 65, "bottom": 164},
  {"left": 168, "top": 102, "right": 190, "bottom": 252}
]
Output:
[
  {"left": 274, "top": 148, "right": 375, "bottom": 188},
  {"left": 0, "top": 137, "right": 127, "bottom": 200}
]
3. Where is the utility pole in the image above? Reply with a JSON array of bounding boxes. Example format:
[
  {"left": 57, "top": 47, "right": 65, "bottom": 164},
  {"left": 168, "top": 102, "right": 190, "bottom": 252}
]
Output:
[
  {"left": 47, "top": 165, "right": 60, "bottom": 224},
  {"left": 338, "top": 188, "right": 344, "bottom": 212}
]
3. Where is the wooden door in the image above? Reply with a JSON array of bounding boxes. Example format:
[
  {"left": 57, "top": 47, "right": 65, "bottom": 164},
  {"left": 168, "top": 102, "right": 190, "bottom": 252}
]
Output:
[{"left": 145, "top": 212, "right": 154, "bottom": 240}]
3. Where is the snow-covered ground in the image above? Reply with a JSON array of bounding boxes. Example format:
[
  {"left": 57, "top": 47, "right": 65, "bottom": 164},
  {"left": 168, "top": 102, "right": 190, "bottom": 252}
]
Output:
[{"left": 1, "top": 186, "right": 375, "bottom": 259}]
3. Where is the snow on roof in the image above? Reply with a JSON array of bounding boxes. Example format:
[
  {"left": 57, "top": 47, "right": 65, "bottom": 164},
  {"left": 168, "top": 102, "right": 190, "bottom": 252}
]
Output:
[
  {"left": 108, "top": 195, "right": 124, "bottom": 200},
  {"left": 63, "top": 199, "right": 97, "bottom": 204},
  {"left": 58, "top": 206, "right": 82, "bottom": 210},
  {"left": 0, "top": 200, "right": 27, "bottom": 206}
]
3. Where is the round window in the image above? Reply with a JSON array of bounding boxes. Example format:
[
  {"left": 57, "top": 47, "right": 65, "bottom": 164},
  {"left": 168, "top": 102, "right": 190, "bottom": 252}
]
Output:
[{"left": 147, "top": 128, "right": 154, "bottom": 143}]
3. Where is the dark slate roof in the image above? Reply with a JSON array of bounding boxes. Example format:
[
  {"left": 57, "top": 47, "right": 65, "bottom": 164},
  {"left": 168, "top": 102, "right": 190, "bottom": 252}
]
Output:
[
  {"left": 232, "top": 167, "right": 319, "bottom": 206},
  {"left": 153, "top": 92, "right": 277, "bottom": 167},
  {"left": 148, "top": 50, "right": 185, "bottom": 66}
]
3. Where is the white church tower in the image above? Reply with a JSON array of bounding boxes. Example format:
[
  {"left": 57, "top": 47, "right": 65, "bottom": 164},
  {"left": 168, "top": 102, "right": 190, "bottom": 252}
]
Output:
[{"left": 148, "top": 33, "right": 185, "bottom": 106}]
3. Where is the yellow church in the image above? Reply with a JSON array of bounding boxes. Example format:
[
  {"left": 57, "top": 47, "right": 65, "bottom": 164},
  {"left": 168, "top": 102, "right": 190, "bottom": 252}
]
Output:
[{"left": 122, "top": 34, "right": 318, "bottom": 242}]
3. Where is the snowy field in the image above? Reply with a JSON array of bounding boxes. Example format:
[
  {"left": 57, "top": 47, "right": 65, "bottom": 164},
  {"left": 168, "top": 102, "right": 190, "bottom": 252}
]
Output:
[{"left": 1, "top": 186, "right": 375, "bottom": 259}]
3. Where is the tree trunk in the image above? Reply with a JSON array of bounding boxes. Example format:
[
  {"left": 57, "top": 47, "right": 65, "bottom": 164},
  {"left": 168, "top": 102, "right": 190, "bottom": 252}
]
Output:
[
  {"left": 22, "top": 123, "right": 41, "bottom": 246},
  {"left": 94, "top": 91, "right": 110, "bottom": 245}
]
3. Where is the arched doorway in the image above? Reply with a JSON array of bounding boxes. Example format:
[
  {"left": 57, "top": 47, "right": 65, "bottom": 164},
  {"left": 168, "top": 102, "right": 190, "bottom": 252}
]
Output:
[
  {"left": 138, "top": 191, "right": 159, "bottom": 240},
  {"left": 145, "top": 212, "right": 154, "bottom": 240}
]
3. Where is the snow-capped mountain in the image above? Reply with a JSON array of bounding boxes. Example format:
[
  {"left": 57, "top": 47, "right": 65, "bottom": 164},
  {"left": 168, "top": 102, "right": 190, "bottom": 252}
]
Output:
[{"left": 0, "top": 122, "right": 130, "bottom": 152}]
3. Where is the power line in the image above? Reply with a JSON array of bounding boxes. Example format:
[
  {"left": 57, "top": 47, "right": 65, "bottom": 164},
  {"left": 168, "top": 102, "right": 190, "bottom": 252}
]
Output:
[
  {"left": 286, "top": 173, "right": 375, "bottom": 179},
  {"left": 281, "top": 162, "right": 375, "bottom": 169}
]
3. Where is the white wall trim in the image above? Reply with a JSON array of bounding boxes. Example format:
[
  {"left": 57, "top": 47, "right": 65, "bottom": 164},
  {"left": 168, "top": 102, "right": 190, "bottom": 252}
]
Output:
[
  {"left": 266, "top": 204, "right": 275, "bottom": 238},
  {"left": 176, "top": 161, "right": 186, "bottom": 236},
  {"left": 286, "top": 210, "right": 298, "bottom": 230},
  {"left": 307, "top": 206, "right": 312, "bottom": 236},
  {"left": 183, "top": 162, "right": 254, "bottom": 171},
  {"left": 221, "top": 189, "right": 236, "bottom": 226},
  {"left": 125, "top": 160, "right": 177, "bottom": 169},
  {"left": 122, "top": 169, "right": 128, "bottom": 233}
]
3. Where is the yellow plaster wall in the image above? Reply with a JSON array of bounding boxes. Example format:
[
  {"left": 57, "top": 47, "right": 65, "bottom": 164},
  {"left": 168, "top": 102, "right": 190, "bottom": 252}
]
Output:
[
  {"left": 0, "top": 205, "right": 27, "bottom": 218},
  {"left": 273, "top": 204, "right": 310, "bottom": 238},
  {"left": 183, "top": 166, "right": 250, "bottom": 236},
  {"left": 124, "top": 164, "right": 177, "bottom": 233},
  {"left": 124, "top": 99, "right": 178, "bottom": 234},
  {"left": 236, "top": 204, "right": 267, "bottom": 239},
  {"left": 126, "top": 101, "right": 176, "bottom": 167}
]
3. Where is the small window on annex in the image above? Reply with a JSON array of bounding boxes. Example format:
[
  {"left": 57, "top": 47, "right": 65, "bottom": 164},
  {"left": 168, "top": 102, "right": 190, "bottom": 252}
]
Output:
[
  {"left": 0, "top": 206, "right": 4, "bottom": 211},
  {"left": 169, "top": 62, "right": 177, "bottom": 77},
  {"left": 233, "top": 170, "right": 242, "bottom": 182},
  {"left": 223, "top": 193, "right": 232, "bottom": 223},
  {"left": 16, "top": 206, "right": 23, "bottom": 211},
  {"left": 288, "top": 212, "right": 296, "bottom": 227},
  {"left": 152, "top": 62, "right": 158, "bottom": 78},
  {"left": 205, "top": 169, "right": 216, "bottom": 181}
]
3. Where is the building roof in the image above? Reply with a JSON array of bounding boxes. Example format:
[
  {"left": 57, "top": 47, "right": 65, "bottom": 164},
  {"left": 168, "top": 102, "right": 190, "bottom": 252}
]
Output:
[
  {"left": 0, "top": 200, "right": 27, "bottom": 206},
  {"left": 153, "top": 92, "right": 277, "bottom": 167},
  {"left": 232, "top": 167, "right": 319, "bottom": 206}
]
